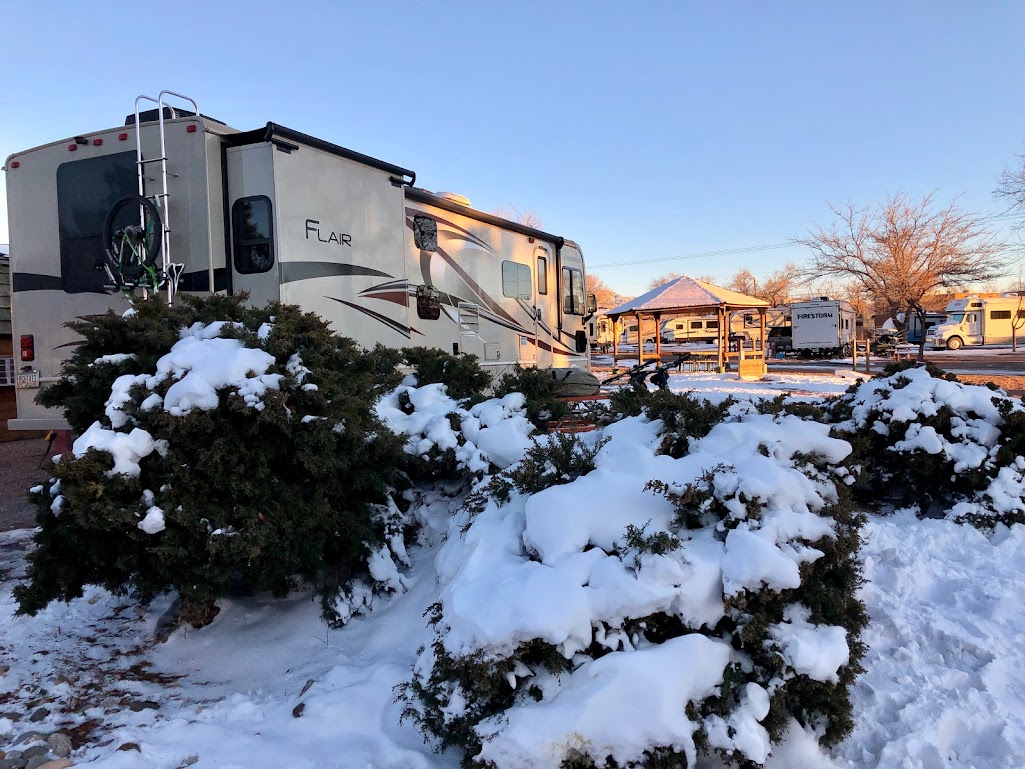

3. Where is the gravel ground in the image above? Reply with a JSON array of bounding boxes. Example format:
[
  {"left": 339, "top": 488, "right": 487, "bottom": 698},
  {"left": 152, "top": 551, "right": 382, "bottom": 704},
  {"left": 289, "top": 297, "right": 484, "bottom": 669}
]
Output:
[{"left": 0, "top": 438, "right": 51, "bottom": 532}]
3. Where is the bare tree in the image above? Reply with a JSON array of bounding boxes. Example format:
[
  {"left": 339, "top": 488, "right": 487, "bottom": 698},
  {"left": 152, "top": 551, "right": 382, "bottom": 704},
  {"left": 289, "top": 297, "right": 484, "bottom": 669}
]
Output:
[
  {"left": 727, "top": 268, "right": 758, "bottom": 297},
  {"left": 996, "top": 155, "right": 1025, "bottom": 223},
  {"left": 491, "top": 206, "right": 543, "bottom": 229},
  {"left": 648, "top": 272, "right": 684, "bottom": 290},
  {"left": 760, "top": 263, "right": 801, "bottom": 306},
  {"left": 794, "top": 192, "right": 1004, "bottom": 359},
  {"left": 586, "top": 273, "right": 619, "bottom": 309}
]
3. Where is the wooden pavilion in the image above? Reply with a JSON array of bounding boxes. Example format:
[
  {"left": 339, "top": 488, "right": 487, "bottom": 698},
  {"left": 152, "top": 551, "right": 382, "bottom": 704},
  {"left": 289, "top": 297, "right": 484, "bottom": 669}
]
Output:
[{"left": 605, "top": 276, "right": 771, "bottom": 378}]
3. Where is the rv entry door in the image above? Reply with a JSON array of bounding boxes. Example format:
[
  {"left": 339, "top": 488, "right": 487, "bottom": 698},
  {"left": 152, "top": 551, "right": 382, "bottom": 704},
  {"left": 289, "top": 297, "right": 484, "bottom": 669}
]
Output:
[{"left": 226, "top": 144, "right": 280, "bottom": 306}]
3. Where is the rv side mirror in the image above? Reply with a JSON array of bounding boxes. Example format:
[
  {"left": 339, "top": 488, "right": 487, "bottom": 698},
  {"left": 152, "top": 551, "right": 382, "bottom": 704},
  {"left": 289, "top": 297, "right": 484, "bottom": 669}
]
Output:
[{"left": 586, "top": 293, "right": 597, "bottom": 314}]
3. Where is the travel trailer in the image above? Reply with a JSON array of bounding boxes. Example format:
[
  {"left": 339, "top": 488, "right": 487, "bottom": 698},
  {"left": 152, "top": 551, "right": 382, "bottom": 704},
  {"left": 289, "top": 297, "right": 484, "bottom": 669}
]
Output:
[
  {"left": 790, "top": 298, "right": 856, "bottom": 357},
  {"left": 906, "top": 312, "right": 947, "bottom": 345},
  {"left": 4, "top": 91, "right": 596, "bottom": 431},
  {"left": 925, "top": 294, "right": 1025, "bottom": 349},
  {"left": 658, "top": 316, "right": 720, "bottom": 344}
]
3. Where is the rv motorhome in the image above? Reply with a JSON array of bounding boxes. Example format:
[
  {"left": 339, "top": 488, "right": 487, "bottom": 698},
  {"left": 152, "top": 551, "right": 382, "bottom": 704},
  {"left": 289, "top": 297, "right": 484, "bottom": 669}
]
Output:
[
  {"left": 925, "top": 294, "right": 1025, "bottom": 349},
  {"left": 5, "top": 92, "right": 596, "bottom": 432},
  {"left": 790, "top": 298, "right": 856, "bottom": 357}
]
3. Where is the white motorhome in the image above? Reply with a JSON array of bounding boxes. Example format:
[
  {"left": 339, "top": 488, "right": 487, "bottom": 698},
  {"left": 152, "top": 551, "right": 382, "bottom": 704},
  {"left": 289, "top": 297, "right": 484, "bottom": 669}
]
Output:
[
  {"left": 925, "top": 294, "right": 1025, "bottom": 350},
  {"left": 4, "top": 92, "right": 596, "bottom": 431},
  {"left": 790, "top": 298, "right": 856, "bottom": 357},
  {"left": 658, "top": 316, "right": 720, "bottom": 344}
]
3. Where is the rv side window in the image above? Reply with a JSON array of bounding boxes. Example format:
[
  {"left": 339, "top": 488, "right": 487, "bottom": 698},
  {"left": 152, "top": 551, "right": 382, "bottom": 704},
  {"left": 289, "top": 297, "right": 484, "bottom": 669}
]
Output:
[
  {"left": 991, "top": 310, "right": 1012, "bottom": 320},
  {"left": 561, "top": 267, "right": 584, "bottom": 314},
  {"left": 1019, "top": 310, "right": 1025, "bottom": 319},
  {"left": 502, "top": 261, "right": 532, "bottom": 299},
  {"left": 232, "top": 196, "right": 275, "bottom": 274},
  {"left": 536, "top": 255, "right": 548, "bottom": 295},
  {"left": 690, "top": 321, "right": 702, "bottom": 329},
  {"left": 416, "top": 284, "right": 441, "bottom": 320},
  {"left": 413, "top": 215, "right": 438, "bottom": 251},
  {"left": 706, "top": 321, "right": 719, "bottom": 329}
]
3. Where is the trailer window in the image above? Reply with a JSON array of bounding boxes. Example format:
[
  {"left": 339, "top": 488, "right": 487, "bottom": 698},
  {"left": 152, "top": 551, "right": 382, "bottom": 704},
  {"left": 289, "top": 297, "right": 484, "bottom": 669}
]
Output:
[
  {"left": 990, "top": 310, "right": 1012, "bottom": 320},
  {"left": 502, "top": 261, "right": 532, "bottom": 299},
  {"left": 232, "top": 196, "right": 275, "bottom": 274},
  {"left": 57, "top": 151, "right": 137, "bottom": 293},
  {"left": 561, "top": 267, "right": 584, "bottom": 315},
  {"left": 690, "top": 321, "right": 702, "bottom": 329},
  {"left": 536, "top": 253, "right": 548, "bottom": 295},
  {"left": 413, "top": 215, "right": 437, "bottom": 252},
  {"left": 706, "top": 321, "right": 719, "bottom": 329}
]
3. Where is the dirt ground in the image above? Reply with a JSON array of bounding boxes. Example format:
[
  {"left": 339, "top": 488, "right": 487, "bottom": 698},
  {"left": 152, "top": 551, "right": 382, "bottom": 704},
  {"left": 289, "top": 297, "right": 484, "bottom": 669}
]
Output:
[
  {"left": 0, "top": 437, "right": 51, "bottom": 532},
  {"left": 957, "top": 373, "right": 1025, "bottom": 397}
]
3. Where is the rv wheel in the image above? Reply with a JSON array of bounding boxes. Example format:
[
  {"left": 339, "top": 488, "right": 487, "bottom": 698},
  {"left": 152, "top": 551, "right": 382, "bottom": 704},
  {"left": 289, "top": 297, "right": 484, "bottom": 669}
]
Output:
[
  {"left": 102, "top": 195, "right": 163, "bottom": 288},
  {"left": 841, "top": 344, "right": 851, "bottom": 357},
  {"left": 946, "top": 336, "right": 963, "bottom": 351}
]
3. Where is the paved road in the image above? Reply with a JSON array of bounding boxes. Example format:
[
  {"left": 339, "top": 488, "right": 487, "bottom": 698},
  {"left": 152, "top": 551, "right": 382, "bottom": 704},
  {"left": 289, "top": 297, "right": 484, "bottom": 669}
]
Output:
[
  {"left": 0, "top": 438, "right": 50, "bottom": 532},
  {"left": 769, "top": 350, "right": 1025, "bottom": 376}
]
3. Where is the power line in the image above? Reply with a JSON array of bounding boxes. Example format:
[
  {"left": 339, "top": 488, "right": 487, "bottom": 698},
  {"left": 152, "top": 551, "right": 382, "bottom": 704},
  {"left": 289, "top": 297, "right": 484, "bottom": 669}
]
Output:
[{"left": 588, "top": 211, "right": 1025, "bottom": 272}]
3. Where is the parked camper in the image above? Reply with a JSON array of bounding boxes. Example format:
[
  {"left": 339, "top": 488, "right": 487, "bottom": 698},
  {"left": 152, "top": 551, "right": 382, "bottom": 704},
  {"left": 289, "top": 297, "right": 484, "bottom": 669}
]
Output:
[
  {"left": 790, "top": 298, "right": 856, "bottom": 357},
  {"left": 906, "top": 312, "right": 947, "bottom": 345},
  {"left": 5, "top": 91, "right": 596, "bottom": 431},
  {"left": 925, "top": 294, "right": 1025, "bottom": 349},
  {"left": 658, "top": 316, "right": 720, "bottom": 344}
]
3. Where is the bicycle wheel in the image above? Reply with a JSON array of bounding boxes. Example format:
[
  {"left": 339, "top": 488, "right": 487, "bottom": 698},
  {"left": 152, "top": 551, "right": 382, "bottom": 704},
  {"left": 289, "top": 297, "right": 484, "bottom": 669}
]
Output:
[{"left": 102, "top": 195, "right": 163, "bottom": 286}]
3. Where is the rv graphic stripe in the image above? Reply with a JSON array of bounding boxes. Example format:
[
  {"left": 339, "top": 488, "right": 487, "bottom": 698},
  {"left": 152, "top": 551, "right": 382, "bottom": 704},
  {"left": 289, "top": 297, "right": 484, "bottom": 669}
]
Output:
[
  {"left": 280, "top": 261, "right": 394, "bottom": 285},
  {"left": 12, "top": 273, "right": 67, "bottom": 292},
  {"left": 326, "top": 296, "right": 411, "bottom": 338}
]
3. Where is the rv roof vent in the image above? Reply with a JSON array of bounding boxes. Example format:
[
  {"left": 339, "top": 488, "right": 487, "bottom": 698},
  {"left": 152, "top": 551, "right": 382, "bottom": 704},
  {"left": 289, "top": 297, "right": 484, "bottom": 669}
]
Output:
[
  {"left": 819, "top": 296, "right": 829, "bottom": 301},
  {"left": 436, "top": 191, "right": 472, "bottom": 207}
]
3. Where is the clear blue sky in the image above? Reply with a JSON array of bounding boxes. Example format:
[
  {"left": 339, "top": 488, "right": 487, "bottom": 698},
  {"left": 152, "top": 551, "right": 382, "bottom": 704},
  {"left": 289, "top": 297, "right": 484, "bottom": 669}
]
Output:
[{"left": 2, "top": 1, "right": 1024, "bottom": 295}]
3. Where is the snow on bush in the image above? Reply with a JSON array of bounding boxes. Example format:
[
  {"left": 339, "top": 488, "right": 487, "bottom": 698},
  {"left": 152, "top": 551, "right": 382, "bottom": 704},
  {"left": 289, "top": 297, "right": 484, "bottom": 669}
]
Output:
[
  {"left": 829, "top": 365, "right": 1025, "bottom": 526},
  {"left": 377, "top": 384, "right": 535, "bottom": 478},
  {"left": 19, "top": 296, "right": 410, "bottom": 628},
  {"left": 402, "top": 411, "right": 867, "bottom": 768}
]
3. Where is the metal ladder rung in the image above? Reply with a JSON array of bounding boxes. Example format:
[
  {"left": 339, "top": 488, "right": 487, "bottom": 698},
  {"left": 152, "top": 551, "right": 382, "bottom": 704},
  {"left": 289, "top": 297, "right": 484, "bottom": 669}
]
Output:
[{"left": 137, "top": 157, "right": 168, "bottom": 165}]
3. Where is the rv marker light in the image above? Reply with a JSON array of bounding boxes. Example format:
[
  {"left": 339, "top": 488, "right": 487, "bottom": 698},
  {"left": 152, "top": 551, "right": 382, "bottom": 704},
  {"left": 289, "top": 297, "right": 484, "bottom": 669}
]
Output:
[
  {"left": 186, "top": 124, "right": 198, "bottom": 133},
  {"left": 93, "top": 138, "right": 103, "bottom": 146},
  {"left": 67, "top": 144, "right": 77, "bottom": 151},
  {"left": 9, "top": 161, "right": 18, "bottom": 169},
  {"left": 20, "top": 335, "right": 35, "bottom": 362},
  {"left": 118, "top": 132, "right": 129, "bottom": 141}
]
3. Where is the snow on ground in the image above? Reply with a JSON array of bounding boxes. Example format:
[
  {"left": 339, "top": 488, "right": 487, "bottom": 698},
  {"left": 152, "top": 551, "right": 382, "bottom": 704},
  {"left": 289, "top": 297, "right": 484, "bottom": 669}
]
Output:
[{"left": 2, "top": 373, "right": 1024, "bottom": 767}]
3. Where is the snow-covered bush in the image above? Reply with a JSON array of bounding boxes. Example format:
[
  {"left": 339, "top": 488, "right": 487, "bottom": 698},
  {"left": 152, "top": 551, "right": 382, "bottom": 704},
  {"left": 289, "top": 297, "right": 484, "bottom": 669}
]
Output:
[
  {"left": 829, "top": 365, "right": 1025, "bottom": 525},
  {"left": 17, "top": 296, "right": 410, "bottom": 628},
  {"left": 401, "top": 346, "right": 492, "bottom": 402},
  {"left": 377, "top": 385, "right": 535, "bottom": 483},
  {"left": 493, "top": 365, "right": 571, "bottom": 427},
  {"left": 605, "top": 388, "right": 737, "bottom": 458},
  {"left": 402, "top": 412, "right": 867, "bottom": 768}
]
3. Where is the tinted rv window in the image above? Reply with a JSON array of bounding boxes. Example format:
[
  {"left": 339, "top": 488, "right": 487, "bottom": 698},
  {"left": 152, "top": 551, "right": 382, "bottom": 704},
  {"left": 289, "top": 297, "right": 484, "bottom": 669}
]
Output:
[
  {"left": 56, "top": 151, "right": 137, "bottom": 293},
  {"left": 232, "top": 196, "right": 275, "bottom": 274},
  {"left": 561, "top": 267, "right": 584, "bottom": 315},
  {"left": 991, "top": 310, "right": 1012, "bottom": 320},
  {"left": 413, "top": 215, "right": 438, "bottom": 251},
  {"left": 706, "top": 321, "right": 719, "bottom": 329},
  {"left": 537, "top": 254, "right": 548, "bottom": 295},
  {"left": 690, "top": 321, "right": 702, "bottom": 329},
  {"left": 502, "top": 261, "right": 531, "bottom": 299}
]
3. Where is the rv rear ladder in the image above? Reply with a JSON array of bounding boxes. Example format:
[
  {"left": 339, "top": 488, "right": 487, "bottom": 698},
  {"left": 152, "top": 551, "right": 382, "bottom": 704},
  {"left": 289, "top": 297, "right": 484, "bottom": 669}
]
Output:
[{"left": 132, "top": 90, "right": 199, "bottom": 302}]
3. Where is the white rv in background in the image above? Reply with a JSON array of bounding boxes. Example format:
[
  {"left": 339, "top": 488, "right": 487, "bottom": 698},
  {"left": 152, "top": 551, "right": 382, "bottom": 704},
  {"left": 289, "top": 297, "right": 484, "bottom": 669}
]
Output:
[
  {"left": 790, "top": 298, "right": 856, "bottom": 357},
  {"left": 925, "top": 294, "right": 1025, "bottom": 349},
  {"left": 4, "top": 91, "right": 595, "bottom": 431}
]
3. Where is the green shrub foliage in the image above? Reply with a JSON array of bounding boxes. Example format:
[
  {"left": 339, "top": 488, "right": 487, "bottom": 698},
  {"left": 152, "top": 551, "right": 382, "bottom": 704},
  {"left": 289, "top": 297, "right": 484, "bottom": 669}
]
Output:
[
  {"left": 403, "top": 411, "right": 867, "bottom": 768},
  {"left": 606, "top": 388, "right": 736, "bottom": 458},
  {"left": 17, "top": 295, "right": 409, "bottom": 627},
  {"left": 493, "top": 365, "right": 570, "bottom": 427},
  {"left": 401, "top": 347, "right": 492, "bottom": 403},
  {"left": 828, "top": 366, "right": 1025, "bottom": 524}
]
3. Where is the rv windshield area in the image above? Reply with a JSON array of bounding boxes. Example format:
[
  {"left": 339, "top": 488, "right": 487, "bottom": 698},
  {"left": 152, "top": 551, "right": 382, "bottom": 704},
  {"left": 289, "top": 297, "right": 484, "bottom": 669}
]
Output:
[
  {"left": 947, "top": 313, "right": 965, "bottom": 325},
  {"left": 561, "top": 267, "right": 585, "bottom": 315}
]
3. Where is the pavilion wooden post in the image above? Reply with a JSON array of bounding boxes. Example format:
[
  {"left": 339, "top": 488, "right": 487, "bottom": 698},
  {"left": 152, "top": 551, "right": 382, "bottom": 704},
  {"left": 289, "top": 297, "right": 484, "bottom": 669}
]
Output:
[
  {"left": 760, "top": 308, "right": 767, "bottom": 362},
  {"left": 717, "top": 305, "right": 726, "bottom": 371},
  {"left": 654, "top": 312, "right": 662, "bottom": 361},
  {"left": 636, "top": 311, "right": 643, "bottom": 369},
  {"left": 612, "top": 315, "right": 619, "bottom": 372}
]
